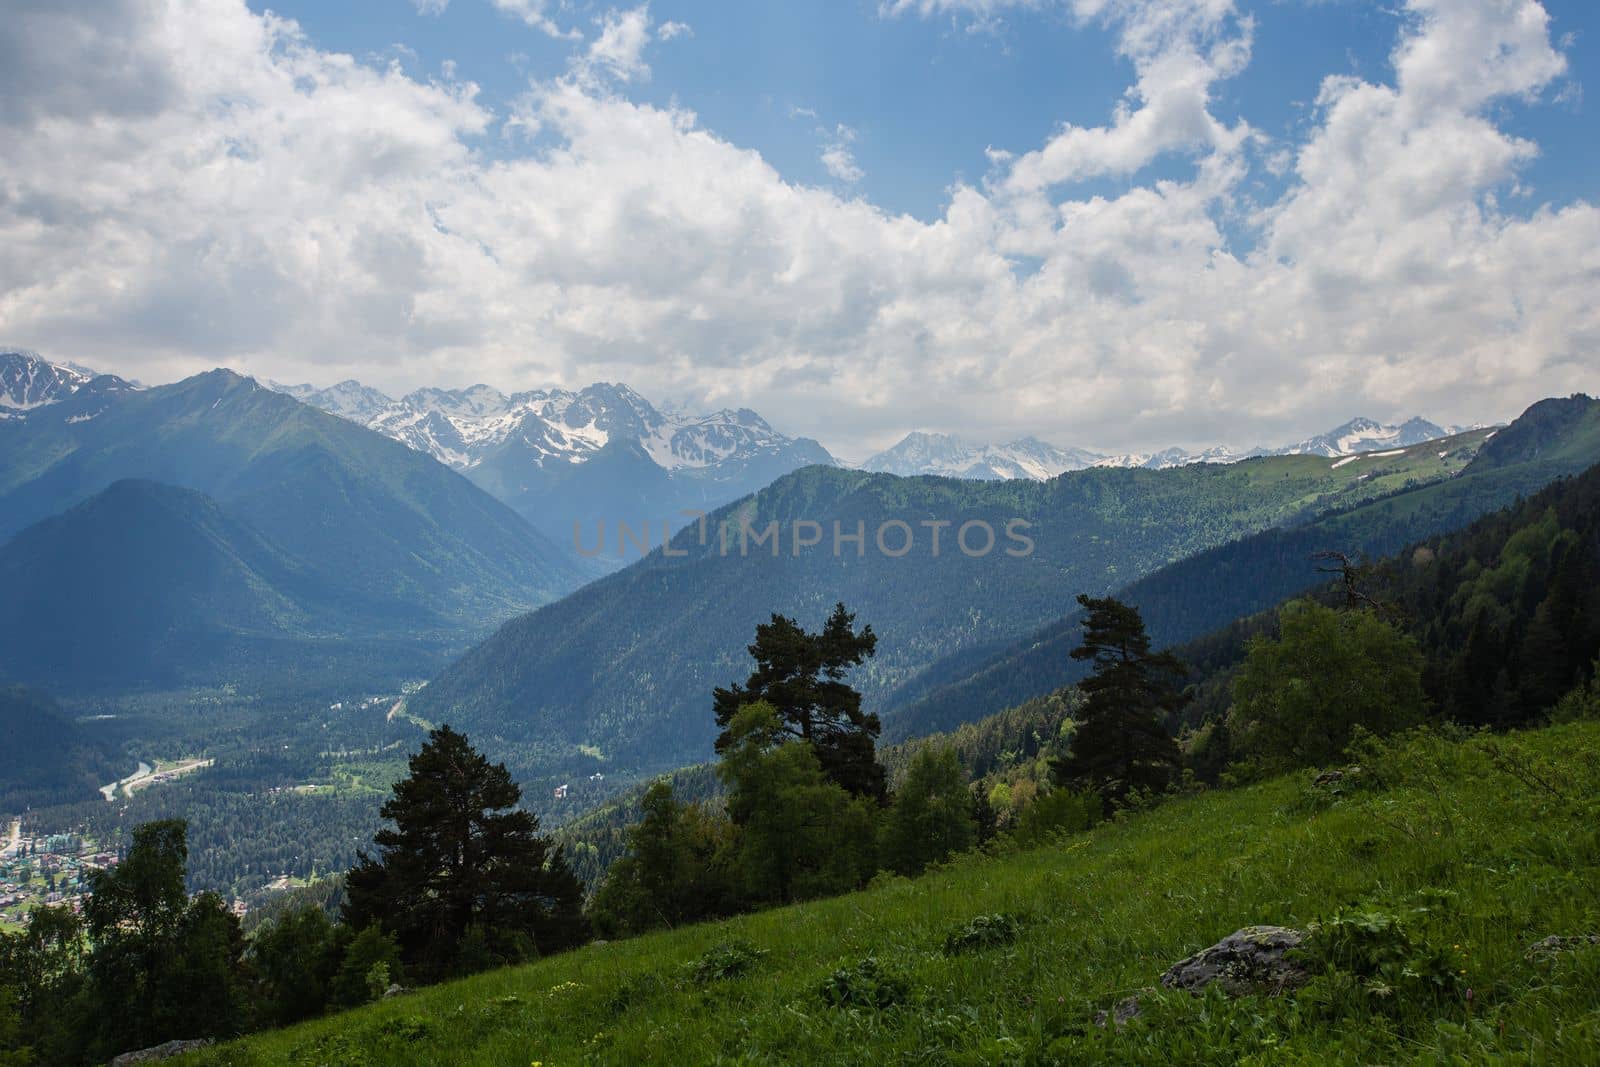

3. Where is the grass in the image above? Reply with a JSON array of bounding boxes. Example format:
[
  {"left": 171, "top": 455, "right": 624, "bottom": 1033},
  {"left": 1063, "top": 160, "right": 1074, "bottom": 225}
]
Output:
[{"left": 190, "top": 719, "right": 1600, "bottom": 1065}]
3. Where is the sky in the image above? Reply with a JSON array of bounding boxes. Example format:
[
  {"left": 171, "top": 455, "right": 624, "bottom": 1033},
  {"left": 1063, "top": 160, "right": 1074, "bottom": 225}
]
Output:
[{"left": 1, "top": 0, "right": 1597, "bottom": 460}]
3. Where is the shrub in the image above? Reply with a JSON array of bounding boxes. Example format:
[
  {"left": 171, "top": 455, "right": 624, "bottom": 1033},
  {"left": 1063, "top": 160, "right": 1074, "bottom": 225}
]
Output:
[
  {"left": 1297, "top": 907, "right": 1464, "bottom": 1018},
  {"left": 943, "top": 913, "right": 1023, "bottom": 956},
  {"left": 685, "top": 940, "right": 768, "bottom": 983},
  {"left": 817, "top": 958, "right": 909, "bottom": 1010},
  {"left": 1010, "top": 788, "right": 1101, "bottom": 846}
]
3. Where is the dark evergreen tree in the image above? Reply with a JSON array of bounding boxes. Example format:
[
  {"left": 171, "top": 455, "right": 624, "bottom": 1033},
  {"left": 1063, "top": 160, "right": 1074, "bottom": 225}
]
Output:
[
  {"left": 713, "top": 603, "right": 887, "bottom": 803},
  {"left": 1052, "top": 595, "right": 1185, "bottom": 803},
  {"left": 969, "top": 784, "right": 999, "bottom": 845},
  {"left": 342, "top": 726, "right": 588, "bottom": 981}
]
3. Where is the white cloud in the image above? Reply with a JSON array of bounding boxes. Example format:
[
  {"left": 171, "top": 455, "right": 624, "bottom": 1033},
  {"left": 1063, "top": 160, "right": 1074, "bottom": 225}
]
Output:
[
  {"left": 658, "top": 20, "right": 692, "bottom": 41},
  {"left": 578, "top": 6, "right": 655, "bottom": 85},
  {"left": 821, "top": 146, "right": 865, "bottom": 184},
  {"left": 489, "top": 0, "right": 576, "bottom": 38},
  {"left": 0, "top": 0, "right": 1594, "bottom": 457},
  {"left": 821, "top": 124, "right": 865, "bottom": 183},
  {"left": 414, "top": 0, "right": 449, "bottom": 15},
  {"left": 1000, "top": 1, "right": 1255, "bottom": 194}
]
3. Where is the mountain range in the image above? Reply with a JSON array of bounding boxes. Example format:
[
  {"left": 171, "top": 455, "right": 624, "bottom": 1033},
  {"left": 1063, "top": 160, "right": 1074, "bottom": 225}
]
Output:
[
  {"left": 860, "top": 433, "right": 1103, "bottom": 479},
  {"left": 266, "top": 376, "right": 835, "bottom": 562},
  {"left": 406, "top": 417, "right": 1554, "bottom": 796},
  {"left": 860, "top": 417, "right": 1468, "bottom": 479},
  {"left": 0, "top": 353, "right": 585, "bottom": 692}
]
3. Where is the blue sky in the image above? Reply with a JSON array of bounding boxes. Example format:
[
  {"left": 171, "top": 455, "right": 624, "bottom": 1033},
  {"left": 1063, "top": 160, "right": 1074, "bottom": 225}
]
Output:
[
  {"left": 4, "top": 0, "right": 1598, "bottom": 456},
  {"left": 259, "top": 0, "right": 1598, "bottom": 227}
]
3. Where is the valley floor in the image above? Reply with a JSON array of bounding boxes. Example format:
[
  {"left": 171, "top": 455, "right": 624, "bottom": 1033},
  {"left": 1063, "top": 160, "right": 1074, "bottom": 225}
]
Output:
[{"left": 187, "top": 720, "right": 1600, "bottom": 1065}]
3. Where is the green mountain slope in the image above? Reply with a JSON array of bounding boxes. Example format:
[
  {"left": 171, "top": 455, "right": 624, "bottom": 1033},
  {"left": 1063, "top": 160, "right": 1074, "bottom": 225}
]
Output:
[
  {"left": 408, "top": 425, "right": 1495, "bottom": 785},
  {"left": 192, "top": 718, "right": 1600, "bottom": 1066},
  {"left": 0, "top": 687, "right": 114, "bottom": 809},
  {"left": 0, "top": 480, "right": 450, "bottom": 691},
  {"left": 881, "top": 395, "right": 1600, "bottom": 740},
  {"left": 0, "top": 371, "right": 587, "bottom": 689}
]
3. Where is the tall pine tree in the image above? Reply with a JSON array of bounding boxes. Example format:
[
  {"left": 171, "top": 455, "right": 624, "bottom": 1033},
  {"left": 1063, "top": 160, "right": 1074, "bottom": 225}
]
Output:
[
  {"left": 1052, "top": 594, "right": 1185, "bottom": 803},
  {"left": 343, "top": 726, "right": 587, "bottom": 980},
  {"left": 713, "top": 603, "right": 887, "bottom": 803}
]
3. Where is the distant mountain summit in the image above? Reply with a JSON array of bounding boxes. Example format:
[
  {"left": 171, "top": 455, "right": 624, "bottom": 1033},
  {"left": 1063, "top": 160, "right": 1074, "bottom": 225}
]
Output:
[
  {"left": 1, "top": 350, "right": 96, "bottom": 414},
  {"left": 267, "top": 377, "right": 835, "bottom": 560},
  {"left": 1280, "top": 416, "right": 1457, "bottom": 458},
  {"left": 861, "top": 432, "right": 1102, "bottom": 480},
  {"left": 867, "top": 417, "right": 1471, "bottom": 479}
]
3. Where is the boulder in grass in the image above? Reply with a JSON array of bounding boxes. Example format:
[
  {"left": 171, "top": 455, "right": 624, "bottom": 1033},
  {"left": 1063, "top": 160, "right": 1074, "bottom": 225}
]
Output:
[
  {"left": 1525, "top": 934, "right": 1600, "bottom": 961},
  {"left": 1160, "top": 926, "right": 1310, "bottom": 997},
  {"left": 109, "top": 1038, "right": 213, "bottom": 1065}
]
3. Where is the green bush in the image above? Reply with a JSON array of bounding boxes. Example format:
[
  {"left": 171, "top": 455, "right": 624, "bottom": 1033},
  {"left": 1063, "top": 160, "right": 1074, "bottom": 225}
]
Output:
[
  {"left": 1298, "top": 907, "right": 1465, "bottom": 1019},
  {"left": 817, "top": 958, "right": 909, "bottom": 1010},
  {"left": 942, "top": 913, "right": 1023, "bottom": 956},
  {"left": 684, "top": 940, "right": 768, "bottom": 983}
]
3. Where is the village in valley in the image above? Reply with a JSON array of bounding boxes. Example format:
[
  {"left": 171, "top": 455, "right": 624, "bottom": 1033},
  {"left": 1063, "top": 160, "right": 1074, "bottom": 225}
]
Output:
[{"left": 0, "top": 819, "right": 118, "bottom": 930}]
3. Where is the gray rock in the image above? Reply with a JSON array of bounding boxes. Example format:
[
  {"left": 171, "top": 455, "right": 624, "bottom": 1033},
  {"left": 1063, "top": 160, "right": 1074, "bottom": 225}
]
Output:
[
  {"left": 383, "top": 982, "right": 406, "bottom": 999},
  {"left": 1312, "top": 766, "right": 1362, "bottom": 788},
  {"left": 1525, "top": 934, "right": 1600, "bottom": 961},
  {"left": 1160, "top": 925, "right": 1310, "bottom": 997},
  {"left": 1092, "top": 993, "right": 1145, "bottom": 1029},
  {"left": 109, "top": 1038, "right": 213, "bottom": 1065}
]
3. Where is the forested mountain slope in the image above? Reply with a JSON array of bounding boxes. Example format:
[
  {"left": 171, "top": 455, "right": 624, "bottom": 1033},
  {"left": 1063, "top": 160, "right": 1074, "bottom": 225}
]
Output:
[
  {"left": 0, "top": 369, "right": 581, "bottom": 618},
  {"left": 882, "top": 395, "right": 1600, "bottom": 739},
  {"left": 0, "top": 481, "right": 455, "bottom": 691},
  {"left": 408, "top": 424, "right": 1494, "bottom": 786},
  {"left": 0, "top": 687, "right": 113, "bottom": 809}
]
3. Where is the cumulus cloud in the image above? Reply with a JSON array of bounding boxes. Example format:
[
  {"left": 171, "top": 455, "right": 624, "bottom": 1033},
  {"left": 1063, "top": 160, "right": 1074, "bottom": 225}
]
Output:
[
  {"left": 0, "top": 0, "right": 1594, "bottom": 457},
  {"left": 821, "top": 125, "right": 865, "bottom": 184},
  {"left": 1000, "top": 1, "right": 1256, "bottom": 194},
  {"left": 578, "top": 6, "right": 655, "bottom": 84}
]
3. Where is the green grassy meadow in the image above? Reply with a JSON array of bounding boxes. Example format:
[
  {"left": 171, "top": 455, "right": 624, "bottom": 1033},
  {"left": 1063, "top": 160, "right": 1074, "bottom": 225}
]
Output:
[{"left": 188, "top": 718, "right": 1600, "bottom": 1065}]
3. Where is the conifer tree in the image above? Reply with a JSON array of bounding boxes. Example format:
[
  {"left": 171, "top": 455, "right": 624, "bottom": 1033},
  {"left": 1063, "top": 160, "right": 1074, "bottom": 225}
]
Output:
[
  {"left": 713, "top": 603, "right": 887, "bottom": 802},
  {"left": 343, "top": 725, "right": 587, "bottom": 980},
  {"left": 1052, "top": 594, "right": 1185, "bottom": 802}
]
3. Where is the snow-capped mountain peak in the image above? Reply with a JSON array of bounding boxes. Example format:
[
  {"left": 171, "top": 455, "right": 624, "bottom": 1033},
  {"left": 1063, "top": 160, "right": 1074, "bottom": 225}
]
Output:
[
  {"left": 862, "top": 431, "right": 1103, "bottom": 480},
  {"left": 1283, "top": 416, "right": 1452, "bottom": 458},
  {"left": 867, "top": 416, "right": 1473, "bottom": 481},
  {"left": 1, "top": 350, "right": 96, "bottom": 415},
  {"left": 265, "top": 376, "right": 833, "bottom": 478}
]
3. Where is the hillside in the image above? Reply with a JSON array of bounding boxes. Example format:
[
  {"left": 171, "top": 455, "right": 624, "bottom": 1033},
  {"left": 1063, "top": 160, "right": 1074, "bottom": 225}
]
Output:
[
  {"left": 0, "top": 370, "right": 587, "bottom": 690},
  {"left": 407, "top": 427, "right": 1497, "bottom": 791},
  {"left": 0, "top": 687, "right": 113, "bottom": 809},
  {"left": 189, "top": 718, "right": 1600, "bottom": 1065},
  {"left": 0, "top": 481, "right": 451, "bottom": 691},
  {"left": 881, "top": 395, "right": 1600, "bottom": 740}
]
